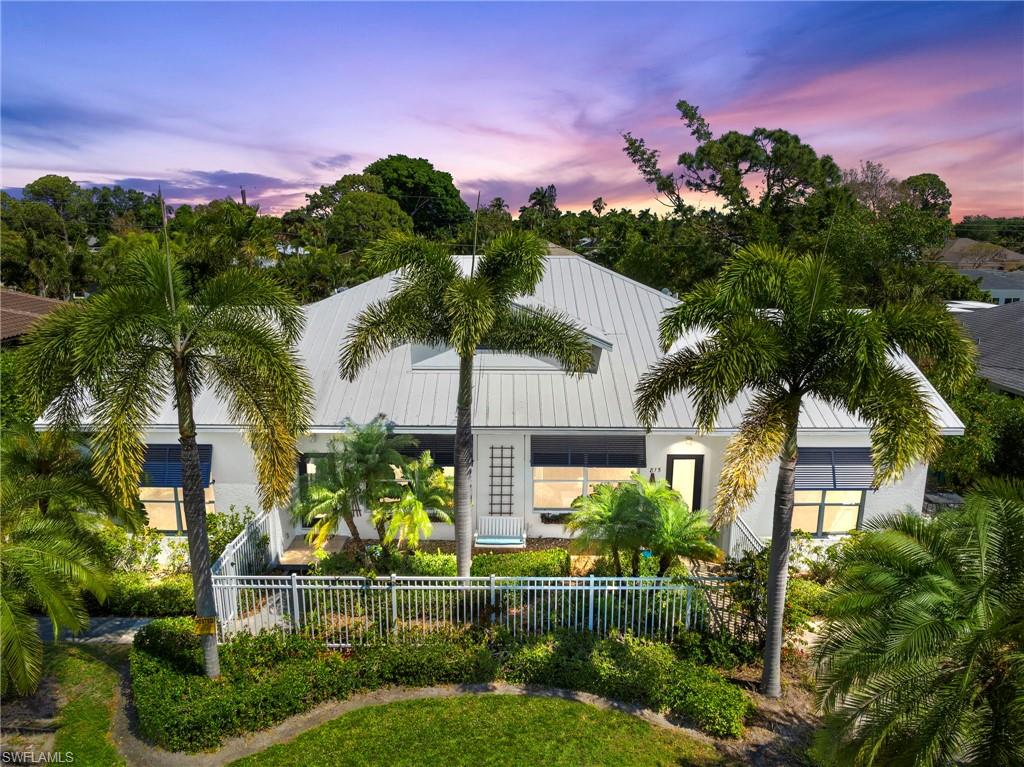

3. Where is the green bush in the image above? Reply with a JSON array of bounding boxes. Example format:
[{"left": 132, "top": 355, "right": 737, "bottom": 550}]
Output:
[
  {"left": 90, "top": 523, "right": 164, "bottom": 573},
  {"left": 787, "top": 578, "right": 829, "bottom": 622},
  {"left": 470, "top": 549, "right": 570, "bottom": 577},
  {"left": 661, "top": 661, "right": 752, "bottom": 738},
  {"left": 671, "top": 629, "right": 759, "bottom": 670},
  {"left": 88, "top": 573, "right": 195, "bottom": 617},
  {"left": 131, "top": 620, "right": 750, "bottom": 752}
]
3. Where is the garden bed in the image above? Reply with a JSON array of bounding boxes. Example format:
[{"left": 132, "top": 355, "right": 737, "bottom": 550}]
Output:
[{"left": 130, "top": 619, "right": 752, "bottom": 752}]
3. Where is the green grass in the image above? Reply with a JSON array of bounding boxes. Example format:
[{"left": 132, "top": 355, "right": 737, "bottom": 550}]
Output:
[
  {"left": 230, "top": 694, "right": 726, "bottom": 767},
  {"left": 48, "top": 643, "right": 128, "bottom": 767}
]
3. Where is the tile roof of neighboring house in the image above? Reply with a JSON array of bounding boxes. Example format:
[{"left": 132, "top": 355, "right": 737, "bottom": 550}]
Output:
[
  {"left": 0, "top": 288, "right": 64, "bottom": 342},
  {"left": 959, "top": 269, "right": 1024, "bottom": 291},
  {"left": 120, "top": 251, "right": 963, "bottom": 435},
  {"left": 955, "top": 301, "right": 1024, "bottom": 396},
  {"left": 937, "top": 238, "right": 1024, "bottom": 270}
]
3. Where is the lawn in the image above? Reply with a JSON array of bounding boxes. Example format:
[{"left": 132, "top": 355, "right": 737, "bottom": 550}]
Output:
[
  {"left": 229, "top": 695, "right": 725, "bottom": 767},
  {"left": 49, "top": 643, "right": 128, "bottom": 767}
]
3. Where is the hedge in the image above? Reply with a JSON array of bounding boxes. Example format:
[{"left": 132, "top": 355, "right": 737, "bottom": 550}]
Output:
[
  {"left": 317, "top": 548, "right": 571, "bottom": 578},
  {"left": 131, "top": 620, "right": 751, "bottom": 752},
  {"left": 87, "top": 573, "right": 195, "bottom": 617}
]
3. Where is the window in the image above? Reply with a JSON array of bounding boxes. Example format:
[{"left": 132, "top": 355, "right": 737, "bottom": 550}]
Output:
[
  {"left": 532, "top": 466, "right": 635, "bottom": 510},
  {"left": 141, "top": 486, "right": 216, "bottom": 535},
  {"left": 791, "top": 490, "right": 864, "bottom": 536}
]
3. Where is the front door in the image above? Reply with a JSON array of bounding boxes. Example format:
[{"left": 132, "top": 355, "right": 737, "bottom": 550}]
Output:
[{"left": 666, "top": 455, "right": 704, "bottom": 512}]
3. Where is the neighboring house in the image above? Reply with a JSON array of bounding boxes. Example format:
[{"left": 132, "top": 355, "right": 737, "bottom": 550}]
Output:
[
  {"left": 954, "top": 301, "right": 1024, "bottom": 397},
  {"left": 0, "top": 288, "right": 65, "bottom": 346},
  {"left": 127, "top": 249, "right": 963, "bottom": 557},
  {"left": 937, "top": 237, "right": 1024, "bottom": 271},
  {"left": 959, "top": 269, "right": 1024, "bottom": 305}
]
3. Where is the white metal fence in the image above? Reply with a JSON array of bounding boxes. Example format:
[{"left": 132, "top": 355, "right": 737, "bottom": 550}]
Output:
[
  {"left": 211, "top": 507, "right": 287, "bottom": 576},
  {"left": 212, "top": 574, "right": 754, "bottom": 647}
]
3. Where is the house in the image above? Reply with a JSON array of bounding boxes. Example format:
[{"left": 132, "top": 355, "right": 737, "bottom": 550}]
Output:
[
  {"left": 959, "top": 269, "right": 1024, "bottom": 305},
  {"left": 936, "top": 237, "right": 1024, "bottom": 271},
  {"left": 130, "top": 248, "right": 964, "bottom": 558},
  {"left": 954, "top": 301, "right": 1024, "bottom": 397},
  {"left": 0, "top": 288, "right": 65, "bottom": 346}
]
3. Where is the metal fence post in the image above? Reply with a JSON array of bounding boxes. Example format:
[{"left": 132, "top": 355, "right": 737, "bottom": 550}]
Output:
[
  {"left": 587, "top": 574, "right": 595, "bottom": 632},
  {"left": 290, "top": 572, "right": 302, "bottom": 632},
  {"left": 685, "top": 583, "right": 693, "bottom": 630},
  {"left": 489, "top": 574, "right": 496, "bottom": 609},
  {"left": 390, "top": 573, "right": 398, "bottom": 636}
]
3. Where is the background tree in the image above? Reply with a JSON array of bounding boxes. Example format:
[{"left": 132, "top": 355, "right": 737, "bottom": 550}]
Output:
[
  {"left": 178, "top": 199, "right": 281, "bottom": 285},
  {"left": 634, "top": 243, "right": 969, "bottom": 697},
  {"left": 814, "top": 480, "right": 1024, "bottom": 767},
  {"left": 954, "top": 215, "right": 1024, "bottom": 252},
  {"left": 363, "top": 155, "right": 471, "bottom": 237},
  {"left": 21, "top": 243, "right": 312, "bottom": 678},
  {"left": 325, "top": 191, "right": 413, "bottom": 254},
  {"left": 340, "top": 230, "right": 593, "bottom": 576},
  {"left": 518, "top": 184, "right": 560, "bottom": 230}
]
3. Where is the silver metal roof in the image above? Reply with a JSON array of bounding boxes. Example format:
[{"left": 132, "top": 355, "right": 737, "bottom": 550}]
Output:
[{"left": 145, "top": 252, "right": 964, "bottom": 435}]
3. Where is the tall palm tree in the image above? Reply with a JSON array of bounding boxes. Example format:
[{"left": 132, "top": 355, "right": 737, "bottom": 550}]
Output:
[
  {"left": 374, "top": 450, "right": 454, "bottom": 550},
  {"left": 814, "top": 479, "right": 1024, "bottom": 767},
  {"left": 340, "top": 230, "right": 593, "bottom": 576},
  {"left": 295, "top": 417, "right": 413, "bottom": 550},
  {"left": 634, "top": 243, "right": 972, "bottom": 697},
  {"left": 1, "top": 477, "right": 108, "bottom": 696},
  {"left": 20, "top": 243, "right": 312, "bottom": 678},
  {"left": 1, "top": 425, "right": 142, "bottom": 530}
]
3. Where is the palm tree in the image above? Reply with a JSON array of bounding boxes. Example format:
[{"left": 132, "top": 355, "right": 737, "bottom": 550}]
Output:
[
  {"left": 340, "top": 230, "right": 593, "bottom": 576},
  {"left": 567, "top": 481, "right": 648, "bottom": 576},
  {"left": 295, "top": 417, "right": 413, "bottom": 550},
  {"left": 20, "top": 243, "right": 312, "bottom": 678},
  {"left": 634, "top": 243, "right": 972, "bottom": 697},
  {"left": 1, "top": 425, "right": 142, "bottom": 530},
  {"left": 1, "top": 477, "right": 108, "bottom": 696},
  {"left": 374, "top": 450, "right": 454, "bottom": 550},
  {"left": 813, "top": 479, "right": 1024, "bottom": 767},
  {"left": 636, "top": 482, "right": 719, "bottom": 576}
]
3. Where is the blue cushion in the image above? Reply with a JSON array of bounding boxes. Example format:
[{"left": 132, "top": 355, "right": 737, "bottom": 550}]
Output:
[{"left": 475, "top": 536, "right": 524, "bottom": 546}]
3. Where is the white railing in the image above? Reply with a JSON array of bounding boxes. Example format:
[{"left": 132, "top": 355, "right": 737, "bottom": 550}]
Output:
[
  {"left": 212, "top": 574, "right": 750, "bottom": 647},
  {"left": 211, "top": 507, "right": 287, "bottom": 576},
  {"left": 732, "top": 515, "right": 767, "bottom": 556}
]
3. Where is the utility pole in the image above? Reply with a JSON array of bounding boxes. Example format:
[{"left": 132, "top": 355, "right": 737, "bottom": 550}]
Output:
[
  {"left": 470, "top": 190, "right": 481, "bottom": 275},
  {"left": 240, "top": 186, "right": 248, "bottom": 206},
  {"left": 159, "top": 186, "right": 175, "bottom": 314}
]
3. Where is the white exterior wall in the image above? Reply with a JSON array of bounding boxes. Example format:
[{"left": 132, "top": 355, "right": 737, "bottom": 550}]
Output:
[{"left": 142, "top": 427, "right": 929, "bottom": 554}]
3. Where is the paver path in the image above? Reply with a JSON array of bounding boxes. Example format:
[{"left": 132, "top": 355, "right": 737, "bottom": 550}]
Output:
[
  {"left": 37, "top": 616, "right": 152, "bottom": 645},
  {"left": 112, "top": 680, "right": 713, "bottom": 767}
]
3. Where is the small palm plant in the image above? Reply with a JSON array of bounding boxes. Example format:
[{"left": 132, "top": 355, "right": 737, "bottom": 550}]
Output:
[
  {"left": 374, "top": 451, "right": 454, "bottom": 550},
  {"left": 634, "top": 243, "right": 972, "bottom": 696},
  {"left": 340, "top": 230, "right": 593, "bottom": 576},
  {"left": 814, "top": 479, "right": 1024, "bottom": 767},
  {"left": 295, "top": 417, "right": 413, "bottom": 550},
  {"left": 21, "top": 243, "right": 312, "bottom": 678},
  {"left": 567, "top": 482, "right": 641, "bottom": 576},
  {"left": 1, "top": 477, "right": 108, "bottom": 696}
]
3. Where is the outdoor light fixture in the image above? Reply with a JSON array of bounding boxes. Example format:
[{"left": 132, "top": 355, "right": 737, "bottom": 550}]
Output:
[{"left": 306, "top": 460, "right": 317, "bottom": 475}]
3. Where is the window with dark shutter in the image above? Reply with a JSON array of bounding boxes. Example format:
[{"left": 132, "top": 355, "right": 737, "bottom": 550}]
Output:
[
  {"left": 140, "top": 444, "right": 213, "bottom": 487},
  {"left": 397, "top": 434, "right": 456, "bottom": 466},
  {"left": 530, "top": 435, "right": 646, "bottom": 467},
  {"left": 795, "top": 448, "right": 874, "bottom": 490}
]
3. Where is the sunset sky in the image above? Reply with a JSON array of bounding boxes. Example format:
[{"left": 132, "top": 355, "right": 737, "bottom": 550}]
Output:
[{"left": 2, "top": 1, "right": 1022, "bottom": 221}]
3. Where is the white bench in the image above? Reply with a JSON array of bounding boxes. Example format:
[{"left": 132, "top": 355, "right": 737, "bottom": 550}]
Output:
[{"left": 474, "top": 516, "right": 526, "bottom": 548}]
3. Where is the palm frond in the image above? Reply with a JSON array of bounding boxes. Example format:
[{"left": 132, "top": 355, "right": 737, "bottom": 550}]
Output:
[{"left": 483, "top": 305, "right": 592, "bottom": 375}]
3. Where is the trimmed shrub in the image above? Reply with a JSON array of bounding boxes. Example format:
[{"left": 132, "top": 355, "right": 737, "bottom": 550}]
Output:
[
  {"left": 671, "top": 629, "right": 760, "bottom": 670},
  {"left": 131, "top": 620, "right": 749, "bottom": 752},
  {"left": 470, "top": 549, "right": 570, "bottom": 577},
  {"left": 661, "top": 661, "right": 752, "bottom": 738},
  {"left": 88, "top": 573, "right": 195, "bottom": 617},
  {"left": 787, "top": 578, "right": 829, "bottom": 622}
]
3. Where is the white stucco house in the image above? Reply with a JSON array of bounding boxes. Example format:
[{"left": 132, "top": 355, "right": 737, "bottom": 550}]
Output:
[{"left": 134, "top": 248, "right": 964, "bottom": 560}]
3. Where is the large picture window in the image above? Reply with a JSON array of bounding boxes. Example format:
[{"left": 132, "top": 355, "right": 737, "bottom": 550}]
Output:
[
  {"left": 140, "top": 486, "right": 216, "bottom": 535},
  {"left": 532, "top": 466, "right": 635, "bottom": 510},
  {"left": 791, "top": 490, "right": 864, "bottom": 536}
]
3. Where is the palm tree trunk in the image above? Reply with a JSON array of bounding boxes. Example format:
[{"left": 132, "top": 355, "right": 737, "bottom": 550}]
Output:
[
  {"left": 657, "top": 553, "right": 673, "bottom": 577},
  {"left": 630, "top": 548, "right": 641, "bottom": 577},
  {"left": 174, "top": 361, "right": 220, "bottom": 679},
  {"left": 454, "top": 353, "right": 474, "bottom": 577},
  {"left": 760, "top": 423, "right": 798, "bottom": 699},
  {"left": 612, "top": 544, "right": 622, "bottom": 577},
  {"left": 342, "top": 501, "right": 362, "bottom": 546}
]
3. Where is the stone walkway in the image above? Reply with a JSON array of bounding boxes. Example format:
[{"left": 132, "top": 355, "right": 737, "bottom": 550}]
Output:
[
  {"left": 37, "top": 617, "right": 152, "bottom": 645},
  {"left": 112, "top": 680, "right": 713, "bottom": 767}
]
